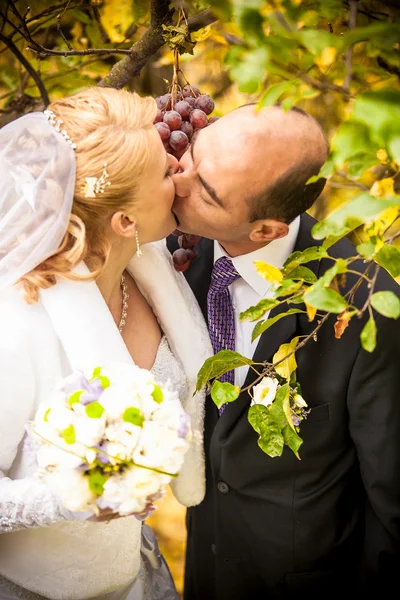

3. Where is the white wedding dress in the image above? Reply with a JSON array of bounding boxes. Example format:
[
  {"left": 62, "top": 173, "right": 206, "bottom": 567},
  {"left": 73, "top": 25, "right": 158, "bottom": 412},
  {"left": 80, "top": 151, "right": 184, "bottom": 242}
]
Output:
[{"left": 0, "top": 336, "right": 185, "bottom": 600}]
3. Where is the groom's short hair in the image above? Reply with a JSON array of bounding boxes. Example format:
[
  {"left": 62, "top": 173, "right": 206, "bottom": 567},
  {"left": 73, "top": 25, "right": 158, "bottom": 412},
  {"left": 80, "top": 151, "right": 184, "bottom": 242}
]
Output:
[{"left": 238, "top": 104, "right": 329, "bottom": 224}]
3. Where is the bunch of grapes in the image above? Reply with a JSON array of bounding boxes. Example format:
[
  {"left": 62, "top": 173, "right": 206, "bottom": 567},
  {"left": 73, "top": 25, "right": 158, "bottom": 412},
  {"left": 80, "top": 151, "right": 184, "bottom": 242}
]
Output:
[
  {"left": 154, "top": 84, "right": 219, "bottom": 161},
  {"left": 171, "top": 232, "right": 202, "bottom": 272}
]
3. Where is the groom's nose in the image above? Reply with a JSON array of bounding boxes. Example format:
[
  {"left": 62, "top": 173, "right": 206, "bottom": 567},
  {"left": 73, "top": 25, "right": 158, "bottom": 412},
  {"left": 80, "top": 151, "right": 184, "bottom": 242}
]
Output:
[{"left": 171, "top": 161, "right": 193, "bottom": 198}]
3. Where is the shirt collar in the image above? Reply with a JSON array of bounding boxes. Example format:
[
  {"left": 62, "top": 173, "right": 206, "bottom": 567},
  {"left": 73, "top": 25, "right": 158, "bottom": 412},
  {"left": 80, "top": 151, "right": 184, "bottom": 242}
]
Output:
[{"left": 214, "top": 216, "right": 300, "bottom": 297}]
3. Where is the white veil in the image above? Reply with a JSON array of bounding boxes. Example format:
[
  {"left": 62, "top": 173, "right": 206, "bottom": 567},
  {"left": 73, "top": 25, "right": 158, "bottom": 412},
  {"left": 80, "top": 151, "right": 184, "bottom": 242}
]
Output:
[{"left": 0, "top": 112, "right": 76, "bottom": 291}]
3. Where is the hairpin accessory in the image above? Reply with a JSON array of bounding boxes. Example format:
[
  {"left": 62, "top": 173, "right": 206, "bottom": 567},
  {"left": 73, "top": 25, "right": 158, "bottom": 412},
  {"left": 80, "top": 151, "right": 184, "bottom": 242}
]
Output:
[
  {"left": 135, "top": 230, "right": 142, "bottom": 258},
  {"left": 43, "top": 109, "right": 76, "bottom": 149},
  {"left": 84, "top": 163, "right": 111, "bottom": 198}
]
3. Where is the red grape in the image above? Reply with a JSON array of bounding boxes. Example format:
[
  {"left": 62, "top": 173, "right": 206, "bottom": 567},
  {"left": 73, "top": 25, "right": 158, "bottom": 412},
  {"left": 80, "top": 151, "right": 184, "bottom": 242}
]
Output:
[
  {"left": 170, "top": 130, "right": 189, "bottom": 152},
  {"left": 174, "top": 100, "right": 191, "bottom": 121},
  {"left": 195, "top": 94, "right": 215, "bottom": 115},
  {"left": 190, "top": 109, "right": 208, "bottom": 129},
  {"left": 180, "top": 121, "right": 194, "bottom": 140},
  {"left": 172, "top": 248, "right": 190, "bottom": 272},
  {"left": 154, "top": 109, "right": 163, "bottom": 123},
  {"left": 163, "top": 110, "right": 182, "bottom": 131},
  {"left": 179, "top": 234, "right": 202, "bottom": 248},
  {"left": 155, "top": 122, "right": 171, "bottom": 141},
  {"left": 182, "top": 84, "right": 200, "bottom": 98}
]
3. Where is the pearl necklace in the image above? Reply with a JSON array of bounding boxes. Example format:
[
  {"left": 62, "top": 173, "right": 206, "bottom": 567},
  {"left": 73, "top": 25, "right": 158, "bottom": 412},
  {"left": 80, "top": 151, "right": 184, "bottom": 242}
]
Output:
[{"left": 118, "top": 274, "right": 129, "bottom": 333}]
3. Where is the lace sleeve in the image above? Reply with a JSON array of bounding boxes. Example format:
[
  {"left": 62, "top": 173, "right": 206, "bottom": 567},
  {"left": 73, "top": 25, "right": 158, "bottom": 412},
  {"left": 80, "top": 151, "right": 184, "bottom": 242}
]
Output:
[{"left": 0, "top": 472, "right": 77, "bottom": 533}]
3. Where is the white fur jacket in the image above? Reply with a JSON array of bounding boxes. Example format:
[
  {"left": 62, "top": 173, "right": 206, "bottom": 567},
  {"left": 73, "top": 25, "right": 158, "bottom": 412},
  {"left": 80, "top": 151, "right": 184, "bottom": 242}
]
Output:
[{"left": 0, "top": 240, "right": 212, "bottom": 599}]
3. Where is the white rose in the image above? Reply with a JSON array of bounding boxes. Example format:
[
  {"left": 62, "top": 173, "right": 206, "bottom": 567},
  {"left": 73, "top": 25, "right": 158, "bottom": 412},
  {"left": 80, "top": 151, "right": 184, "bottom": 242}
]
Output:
[
  {"left": 101, "top": 467, "right": 163, "bottom": 515},
  {"left": 251, "top": 377, "right": 279, "bottom": 407},
  {"left": 133, "top": 422, "right": 188, "bottom": 473},
  {"left": 36, "top": 439, "right": 89, "bottom": 469},
  {"left": 74, "top": 414, "right": 106, "bottom": 447},
  {"left": 105, "top": 421, "right": 141, "bottom": 451},
  {"left": 100, "top": 385, "right": 142, "bottom": 421},
  {"left": 293, "top": 393, "right": 307, "bottom": 408},
  {"left": 46, "top": 468, "right": 96, "bottom": 512}
]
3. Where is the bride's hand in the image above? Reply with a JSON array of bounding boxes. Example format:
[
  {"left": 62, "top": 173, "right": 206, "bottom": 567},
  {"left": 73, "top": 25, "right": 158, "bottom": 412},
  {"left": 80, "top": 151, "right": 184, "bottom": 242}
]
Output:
[{"left": 87, "top": 508, "right": 124, "bottom": 522}]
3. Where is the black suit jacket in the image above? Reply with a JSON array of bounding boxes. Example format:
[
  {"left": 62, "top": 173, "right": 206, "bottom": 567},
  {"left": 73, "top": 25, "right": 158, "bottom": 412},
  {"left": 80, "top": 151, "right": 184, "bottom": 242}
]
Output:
[{"left": 167, "top": 213, "right": 400, "bottom": 600}]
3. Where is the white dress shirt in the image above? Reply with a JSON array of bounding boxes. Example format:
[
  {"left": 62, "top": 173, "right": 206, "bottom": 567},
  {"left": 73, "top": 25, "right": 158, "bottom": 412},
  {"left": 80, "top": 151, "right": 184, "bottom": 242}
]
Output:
[{"left": 214, "top": 216, "right": 300, "bottom": 388}]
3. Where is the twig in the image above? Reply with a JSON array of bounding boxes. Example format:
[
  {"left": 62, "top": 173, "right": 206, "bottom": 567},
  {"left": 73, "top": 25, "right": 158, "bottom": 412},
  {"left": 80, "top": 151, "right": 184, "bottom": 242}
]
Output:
[
  {"left": 335, "top": 171, "right": 370, "bottom": 191},
  {"left": 343, "top": 0, "right": 358, "bottom": 92},
  {"left": 359, "top": 264, "right": 380, "bottom": 315},
  {"left": 0, "top": 31, "right": 49, "bottom": 106}
]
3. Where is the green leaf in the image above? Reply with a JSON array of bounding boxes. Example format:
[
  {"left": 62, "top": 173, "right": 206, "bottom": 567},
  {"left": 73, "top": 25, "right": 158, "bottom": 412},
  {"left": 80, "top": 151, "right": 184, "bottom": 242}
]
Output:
[
  {"left": 85, "top": 402, "right": 105, "bottom": 419},
  {"left": 371, "top": 291, "right": 400, "bottom": 319},
  {"left": 343, "top": 23, "right": 400, "bottom": 52},
  {"left": 88, "top": 470, "right": 107, "bottom": 496},
  {"left": 229, "top": 47, "right": 269, "bottom": 94},
  {"left": 273, "top": 339, "right": 299, "bottom": 381},
  {"left": 90, "top": 368, "right": 110, "bottom": 390},
  {"left": 283, "top": 246, "right": 328, "bottom": 270},
  {"left": 248, "top": 405, "right": 284, "bottom": 458},
  {"left": 360, "top": 316, "right": 377, "bottom": 353},
  {"left": 43, "top": 408, "right": 50, "bottom": 422},
  {"left": 274, "top": 279, "right": 304, "bottom": 297},
  {"left": 211, "top": 381, "right": 241, "bottom": 409},
  {"left": 320, "top": 258, "right": 348, "bottom": 287},
  {"left": 353, "top": 91, "right": 400, "bottom": 145},
  {"left": 357, "top": 241, "right": 376, "bottom": 258},
  {"left": 239, "top": 298, "right": 279, "bottom": 322},
  {"left": 151, "top": 384, "right": 164, "bottom": 404},
  {"left": 297, "top": 29, "right": 341, "bottom": 55},
  {"left": 303, "top": 281, "right": 348, "bottom": 313},
  {"left": 374, "top": 245, "right": 400, "bottom": 278},
  {"left": 259, "top": 80, "right": 297, "bottom": 108},
  {"left": 332, "top": 122, "right": 378, "bottom": 168},
  {"left": 68, "top": 390, "right": 85, "bottom": 407},
  {"left": 61, "top": 425, "right": 76, "bottom": 445},
  {"left": 311, "top": 193, "right": 400, "bottom": 240},
  {"left": 196, "top": 351, "right": 255, "bottom": 392},
  {"left": 122, "top": 407, "right": 144, "bottom": 427},
  {"left": 282, "top": 424, "right": 303, "bottom": 459},
  {"left": 269, "top": 383, "right": 291, "bottom": 428},
  {"left": 252, "top": 309, "right": 304, "bottom": 342},
  {"left": 283, "top": 266, "right": 317, "bottom": 283}
]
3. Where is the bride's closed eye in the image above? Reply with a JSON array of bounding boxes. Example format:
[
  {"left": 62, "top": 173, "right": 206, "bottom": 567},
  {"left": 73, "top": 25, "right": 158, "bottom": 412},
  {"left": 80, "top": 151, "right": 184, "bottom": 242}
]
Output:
[{"left": 165, "top": 166, "right": 173, "bottom": 178}]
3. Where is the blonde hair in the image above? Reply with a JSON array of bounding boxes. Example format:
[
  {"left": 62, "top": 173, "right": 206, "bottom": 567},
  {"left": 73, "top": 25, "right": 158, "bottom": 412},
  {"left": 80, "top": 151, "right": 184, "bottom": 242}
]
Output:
[{"left": 19, "top": 87, "right": 158, "bottom": 303}]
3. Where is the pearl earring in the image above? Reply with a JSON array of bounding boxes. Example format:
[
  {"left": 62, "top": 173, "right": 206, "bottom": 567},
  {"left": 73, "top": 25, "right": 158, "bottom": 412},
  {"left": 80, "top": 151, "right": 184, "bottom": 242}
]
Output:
[{"left": 135, "top": 230, "right": 142, "bottom": 258}]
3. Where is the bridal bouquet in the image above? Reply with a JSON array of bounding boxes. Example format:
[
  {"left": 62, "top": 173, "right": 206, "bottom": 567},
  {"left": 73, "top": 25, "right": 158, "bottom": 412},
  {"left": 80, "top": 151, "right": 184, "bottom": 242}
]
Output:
[{"left": 29, "top": 363, "right": 192, "bottom": 517}]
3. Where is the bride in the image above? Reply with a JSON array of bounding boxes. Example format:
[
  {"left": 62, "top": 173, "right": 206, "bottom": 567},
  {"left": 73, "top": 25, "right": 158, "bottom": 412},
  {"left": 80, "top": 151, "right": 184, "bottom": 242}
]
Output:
[{"left": 0, "top": 87, "right": 212, "bottom": 599}]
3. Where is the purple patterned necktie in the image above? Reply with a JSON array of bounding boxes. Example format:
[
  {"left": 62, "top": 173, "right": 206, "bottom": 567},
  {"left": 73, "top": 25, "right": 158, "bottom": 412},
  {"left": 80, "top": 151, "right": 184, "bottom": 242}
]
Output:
[{"left": 208, "top": 256, "right": 241, "bottom": 414}]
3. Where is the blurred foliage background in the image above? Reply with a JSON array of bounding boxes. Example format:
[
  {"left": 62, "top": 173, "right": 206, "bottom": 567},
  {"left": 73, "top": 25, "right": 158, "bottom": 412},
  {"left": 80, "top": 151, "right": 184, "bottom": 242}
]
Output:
[{"left": 1, "top": 0, "right": 400, "bottom": 596}]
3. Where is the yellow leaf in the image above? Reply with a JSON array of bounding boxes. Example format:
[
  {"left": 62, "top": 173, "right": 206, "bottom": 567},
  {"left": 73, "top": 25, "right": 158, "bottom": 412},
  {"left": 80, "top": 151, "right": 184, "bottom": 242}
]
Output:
[
  {"left": 370, "top": 177, "right": 395, "bottom": 198},
  {"left": 366, "top": 206, "right": 399, "bottom": 238},
  {"left": 376, "top": 149, "right": 388, "bottom": 163},
  {"left": 273, "top": 337, "right": 299, "bottom": 381},
  {"left": 100, "top": 0, "right": 133, "bottom": 43},
  {"left": 254, "top": 261, "right": 283, "bottom": 284},
  {"left": 191, "top": 26, "right": 212, "bottom": 43},
  {"left": 315, "top": 47, "right": 337, "bottom": 69},
  {"left": 305, "top": 302, "right": 317, "bottom": 322}
]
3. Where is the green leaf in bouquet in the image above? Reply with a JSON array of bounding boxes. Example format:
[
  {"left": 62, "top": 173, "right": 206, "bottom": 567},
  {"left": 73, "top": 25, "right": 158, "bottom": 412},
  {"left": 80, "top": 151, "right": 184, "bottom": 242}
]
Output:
[
  {"left": 311, "top": 193, "right": 400, "bottom": 241},
  {"left": 61, "top": 425, "right": 76, "bottom": 445},
  {"left": 90, "top": 367, "right": 110, "bottom": 390},
  {"left": 86, "top": 402, "right": 105, "bottom": 419},
  {"left": 68, "top": 390, "right": 85, "bottom": 407},
  {"left": 371, "top": 291, "right": 400, "bottom": 320},
  {"left": 303, "top": 280, "right": 348, "bottom": 314},
  {"left": 282, "top": 266, "right": 317, "bottom": 284},
  {"left": 283, "top": 246, "right": 328, "bottom": 271},
  {"left": 248, "top": 404, "right": 284, "bottom": 458},
  {"left": 88, "top": 470, "right": 107, "bottom": 496},
  {"left": 252, "top": 309, "right": 304, "bottom": 342},
  {"left": 360, "top": 316, "right": 377, "bottom": 353},
  {"left": 240, "top": 298, "right": 279, "bottom": 322},
  {"left": 151, "top": 384, "right": 164, "bottom": 404},
  {"left": 123, "top": 407, "right": 144, "bottom": 427},
  {"left": 374, "top": 245, "right": 400, "bottom": 279},
  {"left": 282, "top": 425, "right": 303, "bottom": 460},
  {"left": 211, "top": 381, "right": 241, "bottom": 410},
  {"left": 196, "top": 351, "right": 255, "bottom": 392}
]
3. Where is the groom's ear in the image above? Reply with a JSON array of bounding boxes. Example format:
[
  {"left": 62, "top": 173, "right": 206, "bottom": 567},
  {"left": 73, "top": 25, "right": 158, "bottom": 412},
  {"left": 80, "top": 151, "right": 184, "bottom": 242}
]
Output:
[
  {"left": 110, "top": 211, "right": 137, "bottom": 239},
  {"left": 249, "top": 219, "right": 289, "bottom": 243}
]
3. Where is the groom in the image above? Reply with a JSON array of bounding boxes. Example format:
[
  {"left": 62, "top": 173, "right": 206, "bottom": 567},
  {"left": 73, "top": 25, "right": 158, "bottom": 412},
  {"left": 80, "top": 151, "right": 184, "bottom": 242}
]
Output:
[{"left": 167, "top": 104, "right": 400, "bottom": 599}]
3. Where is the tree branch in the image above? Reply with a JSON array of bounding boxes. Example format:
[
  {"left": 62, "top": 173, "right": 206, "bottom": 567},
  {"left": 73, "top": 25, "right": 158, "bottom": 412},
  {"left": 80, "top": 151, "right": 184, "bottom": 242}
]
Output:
[
  {"left": 0, "top": 31, "right": 49, "bottom": 106},
  {"left": 97, "top": 3, "right": 217, "bottom": 89},
  {"left": 343, "top": 0, "right": 358, "bottom": 92}
]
